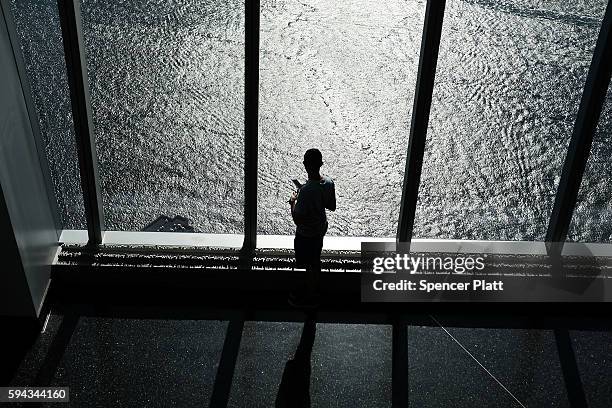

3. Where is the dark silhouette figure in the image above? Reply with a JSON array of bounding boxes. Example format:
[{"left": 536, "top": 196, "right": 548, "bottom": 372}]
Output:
[
  {"left": 275, "top": 318, "right": 317, "bottom": 408},
  {"left": 289, "top": 149, "right": 336, "bottom": 307}
]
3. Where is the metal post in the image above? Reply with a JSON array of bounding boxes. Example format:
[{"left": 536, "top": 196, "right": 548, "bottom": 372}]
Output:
[
  {"left": 243, "top": 0, "right": 260, "bottom": 254},
  {"left": 397, "top": 0, "right": 446, "bottom": 245},
  {"left": 546, "top": 0, "right": 612, "bottom": 256},
  {"left": 57, "top": 0, "right": 104, "bottom": 245},
  {"left": 392, "top": 316, "right": 409, "bottom": 407},
  {"left": 0, "top": 0, "right": 61, "bottom": 235}
]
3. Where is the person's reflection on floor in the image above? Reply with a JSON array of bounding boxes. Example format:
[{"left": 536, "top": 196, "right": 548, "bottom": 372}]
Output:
[{"left": 275, "top": 317, "right": 317, "bottom": 408}]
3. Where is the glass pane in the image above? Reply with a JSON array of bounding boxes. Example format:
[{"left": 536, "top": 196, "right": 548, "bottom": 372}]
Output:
[
  {"left": 9, "top": 0, "right": 86, "bottom": 229},
  {"left": 258, "top": 0, "right": 426, "bottom": 237},
  {"left": 80, "top": 0, "right": 245, "bottom": 233},
  {"left": 568, "top": 87, "right": 612, "bottom": 242},
  {"left": 413, "top": 0, "right": 607, "bottom": 241}
]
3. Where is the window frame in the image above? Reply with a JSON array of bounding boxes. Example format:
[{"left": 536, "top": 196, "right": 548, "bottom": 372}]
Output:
[{"left": 55, "top": 0, "right": 612, "bottom": 260}]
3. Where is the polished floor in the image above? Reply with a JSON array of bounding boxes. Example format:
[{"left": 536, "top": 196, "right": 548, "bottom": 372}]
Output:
[{"left": 7, "top": 305, "right": 612, "bottom": 408}]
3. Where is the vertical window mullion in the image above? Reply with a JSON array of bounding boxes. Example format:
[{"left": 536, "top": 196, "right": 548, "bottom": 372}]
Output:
[
  {"left": 546, "top": 0, "right": 612, "bottom": 256},
  {"left": 57, "top": 0, "right": 104, "bottom": 245},
  {"left": 243, "top": 0, "right": 260, "bottom": 254},
  {"left": 397, "top": 0, "right": 446, "bottom": 246}
]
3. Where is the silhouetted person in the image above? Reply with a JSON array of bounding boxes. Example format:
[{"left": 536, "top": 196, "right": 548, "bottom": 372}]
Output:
[
  {"left": 288, "top": 149, "right": 336, "bottom": 307},
  {"left": 275, "top": 318, "right": 317, "bottom": 407}
]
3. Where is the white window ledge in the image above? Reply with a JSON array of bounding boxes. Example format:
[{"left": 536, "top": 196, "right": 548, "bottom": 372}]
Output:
[{"left": 58, "top": 230, "right": 612, "bottom": 257}]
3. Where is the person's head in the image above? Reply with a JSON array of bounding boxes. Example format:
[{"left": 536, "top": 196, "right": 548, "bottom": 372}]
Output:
[{"left": 303, "top": 148, "right": 323, "bottom": 177}]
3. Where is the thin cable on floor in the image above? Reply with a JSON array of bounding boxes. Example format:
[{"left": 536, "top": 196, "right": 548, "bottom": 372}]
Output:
[{"left": 430, "top": 315, "right": 527, "bottom": 408}]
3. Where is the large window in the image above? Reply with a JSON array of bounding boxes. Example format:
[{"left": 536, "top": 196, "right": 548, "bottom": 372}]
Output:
[
  {"left": 12, "top": 0, "right": 612, "bottom": 250},
  {"left": 80, "top": 0, "right": 245, "bottom": 233},
  {"left": 10, "top": 0, "right": 85, "bottom": 229},
  {"left": 412, "top": 0, "right": 607, "bottom": 241},
  {"left": 568, "top": 86, "right": 612, "bottom": 243},
  {"left": 257, "top": 0, "right": 425, "bottom": 237}
]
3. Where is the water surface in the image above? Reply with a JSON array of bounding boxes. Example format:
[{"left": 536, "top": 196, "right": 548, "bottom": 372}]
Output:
[{"left": 9, "top": 0, "right": 612, "bottom": 241}]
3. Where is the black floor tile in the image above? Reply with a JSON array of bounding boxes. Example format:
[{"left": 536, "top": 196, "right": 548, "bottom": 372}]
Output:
[
  {"left": 9, "top": 311, "right": 63, "bottom": 386},
  {"left": 437, "top": 325, "right": 569, "bottom": 407},
  {"left": 43, "top": 317, "right": 228, "bottom": 407},
  {"left": 407, "top": 325, "right": 544, "bottom": 408},
  {"left": 311, "top": 323, "right": 392, "bottom": 408},
  {"left": 229, "top": 322, "right": 392, "bottom": 408},
  {"left": 570, "top": 330, "right": 612, "bottom": 408},
  {"left": 229, "top": 321, "right": 303, "bottom": 407}
]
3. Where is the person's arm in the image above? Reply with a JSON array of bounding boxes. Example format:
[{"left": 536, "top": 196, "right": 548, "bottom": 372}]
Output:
[
  {"left": 325, "top": 181, "right": 336, "bottom": 211},
  {"left": 290, "top": 191, "right": 305, "bottom": 225}
]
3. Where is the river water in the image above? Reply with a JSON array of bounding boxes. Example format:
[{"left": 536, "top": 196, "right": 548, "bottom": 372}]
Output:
[{"left": 9, "top": 0, "right": 612, "bottom": 241}]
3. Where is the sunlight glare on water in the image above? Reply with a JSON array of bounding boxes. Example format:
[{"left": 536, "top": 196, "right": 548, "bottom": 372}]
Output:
[{"left": 9, "top": 0, "right": 612, "bottom": 242}]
